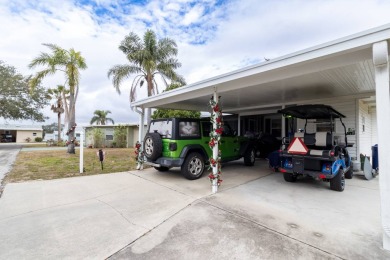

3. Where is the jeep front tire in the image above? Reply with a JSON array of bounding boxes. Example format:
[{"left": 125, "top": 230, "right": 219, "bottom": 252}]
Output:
[
  {"left": 181, "top": 152, "right": 205, "bottom": 180},
  {"left": 244, "top": 148, "right": 255, "bottom": 166},
  {"left": 144, "top": 133, "right": 162, "bottom": 161}
]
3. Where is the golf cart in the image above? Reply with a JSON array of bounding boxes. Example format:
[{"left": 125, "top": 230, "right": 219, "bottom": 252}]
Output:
[{"left": 278, "top": 104, "right": 353, "bottom": 192}]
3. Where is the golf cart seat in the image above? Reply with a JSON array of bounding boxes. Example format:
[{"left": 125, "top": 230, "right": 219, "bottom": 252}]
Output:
[
  {"left": 293, "top": 132, "right": 332, "bottom": 156},
  {"left": 308, "top": 132, "right": 333, "bottom": 156}
]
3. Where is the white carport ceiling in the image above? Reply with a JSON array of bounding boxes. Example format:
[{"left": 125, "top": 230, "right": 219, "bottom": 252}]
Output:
[{"left": 131, "top": 24, "right": 390, "bottom": 114}]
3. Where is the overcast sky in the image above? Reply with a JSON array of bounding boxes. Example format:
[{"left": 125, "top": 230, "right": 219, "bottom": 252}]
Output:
[{"left": 1, "top": 0, "right": 390, "bottom": 126}]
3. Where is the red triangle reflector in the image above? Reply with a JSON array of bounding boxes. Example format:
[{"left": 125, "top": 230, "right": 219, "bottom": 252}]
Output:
[{"left": 287, "top": 137, "right": 308, "bottom": 155}]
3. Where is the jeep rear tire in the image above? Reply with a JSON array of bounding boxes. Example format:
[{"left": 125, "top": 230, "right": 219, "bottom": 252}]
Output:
[
  {"left": 283, "top": 173, "right": 297, "bottom": 182},
  {"left": 144, "top": 133, "right": 162, "bottom": 161},
  {"left": 181, "top": 152, "right": 205, "bottom": 180},
  {"left": 244, "top": 148, "right": 255, "bottom": 166},
  {"left": 330, "top": 170, "right": 345, "bottom": 191}
]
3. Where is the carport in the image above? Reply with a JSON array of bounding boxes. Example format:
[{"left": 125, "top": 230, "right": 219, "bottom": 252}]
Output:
[{"left": 131, "top": 24, "right": 390, "bottom": 250}]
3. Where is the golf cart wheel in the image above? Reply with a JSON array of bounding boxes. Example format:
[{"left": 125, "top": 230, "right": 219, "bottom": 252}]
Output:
[
  {"left": 143, "top": 133, "right": 162, "bottom": 161},
  {"left": 181, "top": 152, "right": 205, "bottom": 180},
  {"left": 244, "top": 148, "right": 256, "bottom": 166},
  {"left": 154, "top": 166, "right": 170, "bottom": 172},
  {"left": 330, "top": 170, "right": 345, "bottom": 192},
  {"left": 345, "top": 167, "right": 353, "bottom": 179},
  {"left": 283, "top": 173, "right": 297, "bottom": 182}
]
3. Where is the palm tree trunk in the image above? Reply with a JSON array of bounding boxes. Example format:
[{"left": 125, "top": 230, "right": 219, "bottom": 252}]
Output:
[
  {"left": 146, "top": 75, "right": 153, "bottom": 125},
  {"left": 67, "top": 94, "right": 76, "bottom": 154},
  {"left": 57, "top": 112, "right": 61, "bottom": 143}
]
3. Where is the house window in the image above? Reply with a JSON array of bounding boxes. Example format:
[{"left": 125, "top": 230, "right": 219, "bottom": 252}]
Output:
[
  {"left": 76, "top": 133, "right": 80, "bottom": 137},
  {"left": 106, "top": 135, "right": 113, "bottom": 140},
  {"left": 33, "top": 133, "right": 37, "bottom": 136}
]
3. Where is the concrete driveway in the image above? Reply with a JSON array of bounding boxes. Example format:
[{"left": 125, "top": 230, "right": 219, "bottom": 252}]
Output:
[
  {"left": 0, "top": 143, "right": 21, "bottom": 192},
  {"left": 0, "top": 160, "right": 389, "bottom": 259}
]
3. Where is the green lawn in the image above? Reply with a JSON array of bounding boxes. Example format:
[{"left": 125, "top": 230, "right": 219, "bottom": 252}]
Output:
[{"left": 4, "top": 148, "right": 139, "bottom": 183}]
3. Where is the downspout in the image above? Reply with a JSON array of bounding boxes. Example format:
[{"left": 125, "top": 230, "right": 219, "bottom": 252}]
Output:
[
  {"left": 238, "top": 114, "right": 241, "bottom": 136},
  {"left": 281, "top": 105, "right": 286, "bottom": 140},
  {"left": 134, "top": 106, "right": 145, "bottom": 170},
  {"left": 373, "top": 40, "right": 390, "bottom": 251}
]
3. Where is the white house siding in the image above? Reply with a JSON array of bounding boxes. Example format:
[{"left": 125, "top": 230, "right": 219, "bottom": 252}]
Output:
[
  {"left": 296, "top": 98, "right": 357, "bottom": 159},
  {"left": 358, "top": 100, "right": 373, "bottom": 157},
  {"left": 371, "top": 107, "right": 378, "bottom": 145}
]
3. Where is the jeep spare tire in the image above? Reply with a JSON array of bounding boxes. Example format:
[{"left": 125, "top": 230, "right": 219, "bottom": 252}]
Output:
[{"left": 144, "top": 133, "right": 162, "bottom": 161}]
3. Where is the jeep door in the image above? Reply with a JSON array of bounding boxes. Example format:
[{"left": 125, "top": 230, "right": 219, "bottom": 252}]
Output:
[{"left": 220, "top": 124, "right": 240, "bottom": 160}]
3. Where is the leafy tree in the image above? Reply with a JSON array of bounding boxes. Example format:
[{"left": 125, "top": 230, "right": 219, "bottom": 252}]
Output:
[
  {"left": 90, "top": 110, "right": 115, "bottom": 125},
  {"left": 107, "top": 30, "right": 186, "bottom": 124},
  {"left": 113, "top": 125, "right": 127, "bottom": 148},
  {"left": 29, "top": 44, "right": 87, "bottom": 154},
  {"left": 42, "top": 122, "right": 65, "bottom": 134},
  {"left": 47, "top": 85, "right": 69, "bottom": 143},
  {"left": 152, "top": 83, "right": 201, "bottom": 119},
  {"left": 0, "top": 61, "right": 49, "bottom": 121}
]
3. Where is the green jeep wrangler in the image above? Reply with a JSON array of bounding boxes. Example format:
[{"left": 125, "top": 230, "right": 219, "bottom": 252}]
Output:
[{"left": 143, "top": 118, "right": 256, "bottom": 180}]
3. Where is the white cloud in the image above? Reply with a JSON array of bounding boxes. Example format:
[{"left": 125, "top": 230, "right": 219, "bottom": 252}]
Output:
[
  {"left": 1, "top": 0, "right": 390, "bottom": 127},
  {"left": 182, "top": 4, "right": 204, "bottom": 26}
]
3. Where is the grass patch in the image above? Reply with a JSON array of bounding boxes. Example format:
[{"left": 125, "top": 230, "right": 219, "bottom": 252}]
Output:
[{"left": 4, "top": 148, "right": 138, "bottom": 183}]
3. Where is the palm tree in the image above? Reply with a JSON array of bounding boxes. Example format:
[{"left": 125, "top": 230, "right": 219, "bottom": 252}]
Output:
[
  {"left": 107, "top": 29, "right": 185, "bottom": 124},
  {"left": 29, "top": 43, "right": 87, "bottom": 154},
  {"left": 47, "top": 85, "right": 69, "bottom": 143},
  {"left": 90, "top": 110, "right": 115, "bottom": 125}
]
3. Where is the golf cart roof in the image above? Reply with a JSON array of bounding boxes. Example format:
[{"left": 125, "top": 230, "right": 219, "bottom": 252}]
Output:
[{"left": 278, "top": 104, "right": 346, "bottom": 119}]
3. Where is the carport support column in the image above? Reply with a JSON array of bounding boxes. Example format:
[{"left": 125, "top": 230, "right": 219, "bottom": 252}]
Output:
[
  {"left": 137, "top": 107, "right": 145, "bottom": 170},
  {"left": 212, "top": 90, "right": 219, "bottom": 193},
  {"left": 373, "top": 41, "right": 390, "bottom": 251}
]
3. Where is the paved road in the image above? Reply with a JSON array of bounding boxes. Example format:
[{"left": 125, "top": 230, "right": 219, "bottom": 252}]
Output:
[{"left": 0, "top": 143, "right": 22, "bottom": 183}]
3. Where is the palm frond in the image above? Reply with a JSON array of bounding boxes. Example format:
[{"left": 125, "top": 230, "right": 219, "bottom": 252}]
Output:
[
  {"left": 129, "top": 75, "right": 145, "bottom": 102},
  {"left": 107, "top": 64, "right": 143, "bottom": 94},
  {"left": 119, "top": 32, "right": 142, "bottom": 54}
]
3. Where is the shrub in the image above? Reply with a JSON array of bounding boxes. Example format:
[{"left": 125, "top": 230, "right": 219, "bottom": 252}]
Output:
[
  {"left": 114, "top": 125, "right": 127, "bottom": 148},
  {"left": 87, "top": 128, "right": 104, "bottom": 148},
  {"left": 35, "top": 137, "right": 43, "bottom": 142},
  {"left": 57, "top": 140, "right": 66, "bottom": 147}
]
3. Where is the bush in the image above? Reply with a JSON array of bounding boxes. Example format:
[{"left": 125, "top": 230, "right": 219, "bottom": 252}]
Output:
[
  {"left": 114, "top": 125, "right": 127, "bottom": 148},
  {"left": 35, "top": 137, "right": 43, "bottom": 142},
  {"left": 87, "top": 128, "right": 104, "bottom": 148}
]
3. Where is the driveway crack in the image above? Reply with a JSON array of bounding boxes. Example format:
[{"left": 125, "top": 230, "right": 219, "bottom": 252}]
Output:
[{"left": 95, "top": 198, "right": 149, "bottom": 230}]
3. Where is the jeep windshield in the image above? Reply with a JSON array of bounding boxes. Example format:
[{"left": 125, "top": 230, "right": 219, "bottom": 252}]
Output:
[{"left": 149, "top": 119, "right": 173, "bottom": 139}]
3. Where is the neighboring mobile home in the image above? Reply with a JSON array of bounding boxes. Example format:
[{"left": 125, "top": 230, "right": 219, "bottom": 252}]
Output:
[
  {"left": 84, "top": 124, "right": 145, "bottom": 148},
  {"left": 0, "top": 125, "right": 43, "bottom": 143}
]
